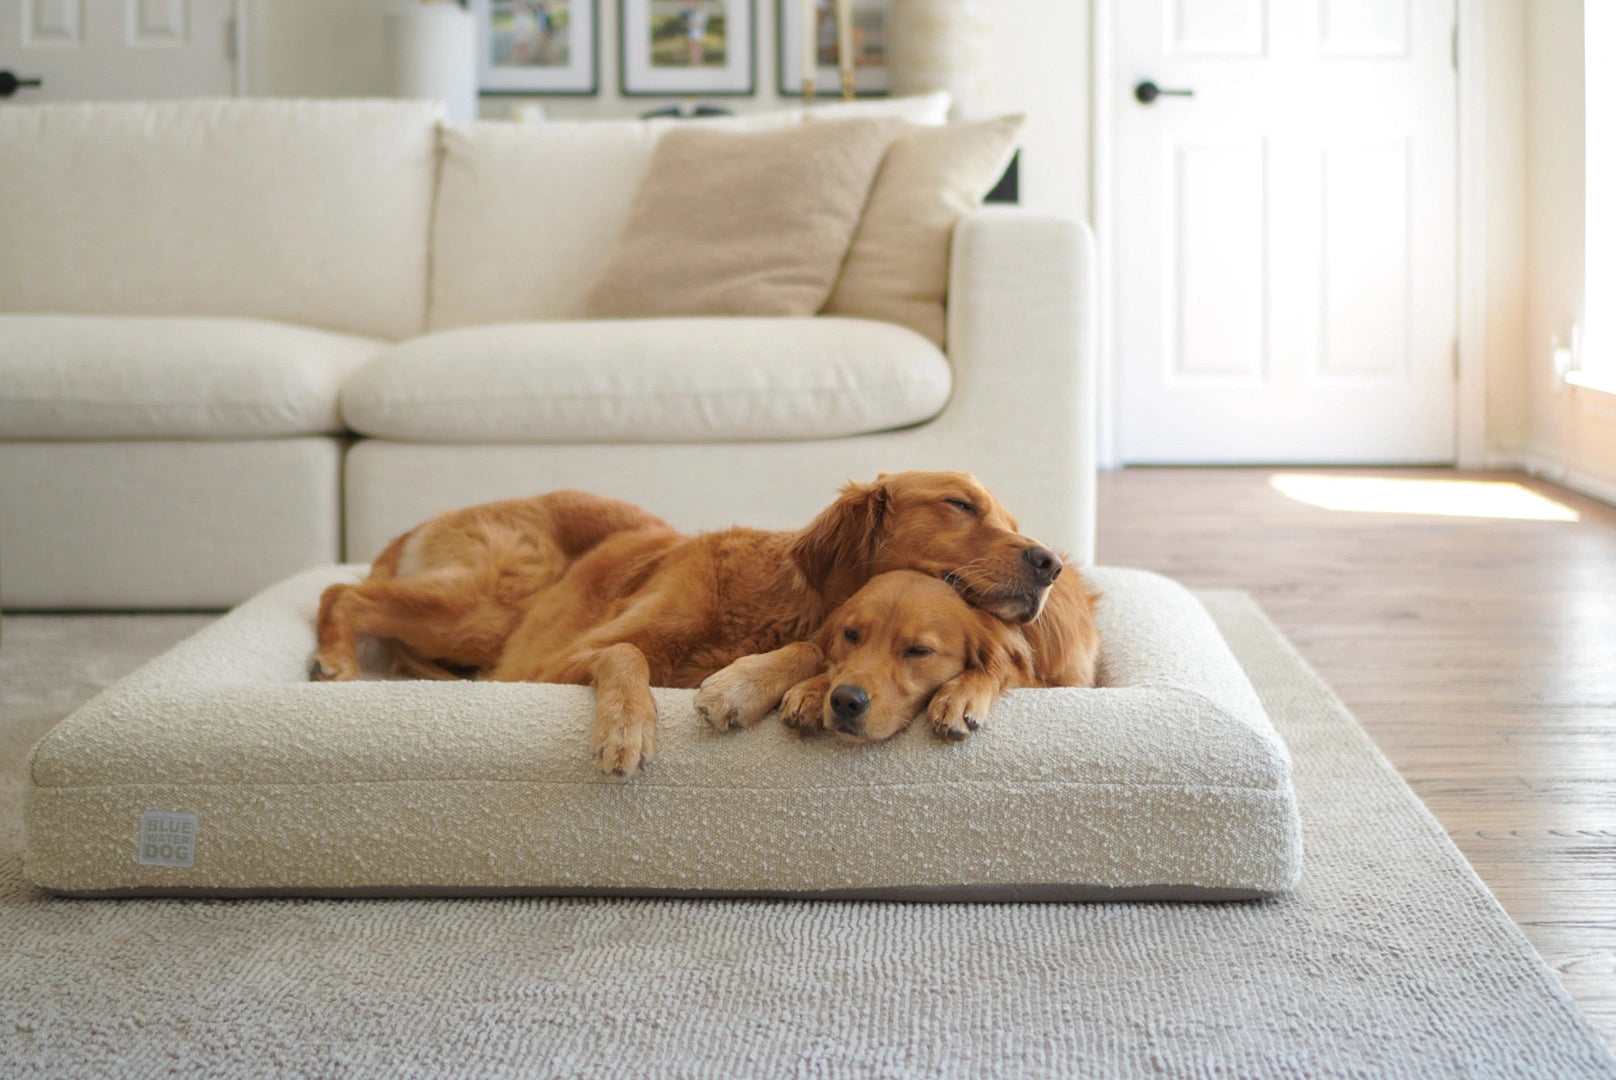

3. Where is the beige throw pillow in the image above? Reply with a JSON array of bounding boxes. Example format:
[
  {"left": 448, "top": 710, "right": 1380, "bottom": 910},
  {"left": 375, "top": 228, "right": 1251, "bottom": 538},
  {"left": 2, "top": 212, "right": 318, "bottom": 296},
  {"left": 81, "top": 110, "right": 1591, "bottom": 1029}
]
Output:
[
  {"left": 583, "top": 118, "right": 902, "bottom": 318},
  {"left": 823, "top": 114, "right": 1026, "bottom": 347}
]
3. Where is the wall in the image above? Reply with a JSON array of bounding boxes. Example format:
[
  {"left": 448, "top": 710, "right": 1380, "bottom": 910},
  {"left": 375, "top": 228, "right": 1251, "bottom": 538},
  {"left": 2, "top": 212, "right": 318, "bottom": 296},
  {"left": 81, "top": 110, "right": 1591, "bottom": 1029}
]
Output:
[
  {"left": 1521, "top": 0, "right": 1583, "bottom": 468},
  {"left": 245, "top": 0, "right": 397, "bottom": 99},
  {"left": 244, "top": 0, "right": 1091, "bottom": 222},
  {"left": 1515, "top": 0, "right": 1616, "bottom": 499}
]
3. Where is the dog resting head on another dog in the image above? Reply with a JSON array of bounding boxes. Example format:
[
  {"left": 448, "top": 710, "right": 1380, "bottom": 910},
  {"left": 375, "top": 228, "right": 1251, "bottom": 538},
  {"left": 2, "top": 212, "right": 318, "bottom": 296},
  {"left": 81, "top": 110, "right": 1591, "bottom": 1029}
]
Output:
[
  {"left": 315, "top": 469, "right": 1098, "bottom": 776},
  {"left": 792, "top": 471, "right": 1064, "bottom": 623},
  {"left": 789, "top": 472, "right": 1098, "bottom": 690}
]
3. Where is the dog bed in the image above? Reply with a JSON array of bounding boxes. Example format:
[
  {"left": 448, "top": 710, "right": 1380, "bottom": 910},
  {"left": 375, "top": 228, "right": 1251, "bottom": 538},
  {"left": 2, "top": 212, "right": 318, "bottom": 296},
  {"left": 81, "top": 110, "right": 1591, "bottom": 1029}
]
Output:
[{"left": 23, "top": 566, "right": 1302, "bottom": 900}]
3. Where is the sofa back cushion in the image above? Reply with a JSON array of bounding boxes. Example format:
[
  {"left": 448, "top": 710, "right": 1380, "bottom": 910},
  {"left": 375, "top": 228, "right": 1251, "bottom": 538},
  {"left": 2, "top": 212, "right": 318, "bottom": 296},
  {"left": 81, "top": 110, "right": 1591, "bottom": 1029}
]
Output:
[
  {"left": 429, "top": 118, "right": 663, "bottom": 331},
  {"left": 0, "top": 99, "right": 441, "bottom": 341},
  {"left": 426, "top": 92, "right": 952, "bottom": 331},
  {"left": 822, "top": 114, "right": 1025, "bottom": 347}
]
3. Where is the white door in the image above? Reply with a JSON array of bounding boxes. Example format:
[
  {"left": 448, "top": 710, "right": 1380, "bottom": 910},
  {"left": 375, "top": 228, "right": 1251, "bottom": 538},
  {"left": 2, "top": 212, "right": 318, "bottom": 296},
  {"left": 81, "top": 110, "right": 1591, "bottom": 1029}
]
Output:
[
  {"left": 0, "top": 0, "right": 239, "bottom": 103},
  {"left": 1114, "top": 0, "right": 1457, "bottom": 464}
]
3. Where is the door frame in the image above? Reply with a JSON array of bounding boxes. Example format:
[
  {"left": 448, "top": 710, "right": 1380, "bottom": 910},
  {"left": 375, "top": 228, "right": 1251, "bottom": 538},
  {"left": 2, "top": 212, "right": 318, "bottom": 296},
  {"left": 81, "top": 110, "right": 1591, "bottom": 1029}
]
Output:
[{"left": 1088, "top": 0, "right": 1488, "bottom": 469}]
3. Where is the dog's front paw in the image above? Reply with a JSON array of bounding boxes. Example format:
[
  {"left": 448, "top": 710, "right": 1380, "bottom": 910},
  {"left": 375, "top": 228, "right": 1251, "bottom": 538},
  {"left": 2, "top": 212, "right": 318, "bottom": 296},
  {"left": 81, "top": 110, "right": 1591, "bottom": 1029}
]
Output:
[
  {"left": 780, "top": 675, "right": 830, "bottom": 736},
  {"left": 593, "top": 723, "right": 655, "bottom": 777},
  {"left": 926, "top": 682, "right": 985, "bottom": 743},
  {"left": 309, "top": 654, "right": 359, "bottom": 682},
  {"left": 694, "top": 662, "right": 780, "bottom": 733},
  {"left": 591, "top": 695, "right": 658, "bottom": 778}
]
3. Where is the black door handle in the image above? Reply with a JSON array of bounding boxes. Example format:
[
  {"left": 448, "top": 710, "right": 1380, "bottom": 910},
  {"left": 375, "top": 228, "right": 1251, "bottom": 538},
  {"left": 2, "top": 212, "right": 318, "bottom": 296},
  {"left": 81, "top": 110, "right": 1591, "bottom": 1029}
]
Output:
[
  {"left": 0, "top": 71, "right": 44, "bottom": 97},
  {"left": 1134, "top": 80, "right": 1193, "bottom": 105}
]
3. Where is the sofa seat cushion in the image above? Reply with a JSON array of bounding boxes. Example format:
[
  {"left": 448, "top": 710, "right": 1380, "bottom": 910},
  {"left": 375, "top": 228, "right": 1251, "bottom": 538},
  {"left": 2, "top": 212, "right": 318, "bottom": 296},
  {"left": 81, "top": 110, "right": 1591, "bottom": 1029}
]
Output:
[
  {"left": 22, "top": 565, "right": 1302, "bottom": 899},
  {"left": 339, "top": 317, "right": 952, "bottom": 443},
  {"left": 0, "top": 314, "right": 382, "bottom": 439}
]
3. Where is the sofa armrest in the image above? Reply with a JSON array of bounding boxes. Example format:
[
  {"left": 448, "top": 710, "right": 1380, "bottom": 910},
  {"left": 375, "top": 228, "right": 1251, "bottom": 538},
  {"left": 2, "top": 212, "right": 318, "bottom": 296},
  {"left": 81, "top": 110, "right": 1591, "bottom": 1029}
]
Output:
[{"left": 940, "top": 207, "right": 1097, "bottom": 564}]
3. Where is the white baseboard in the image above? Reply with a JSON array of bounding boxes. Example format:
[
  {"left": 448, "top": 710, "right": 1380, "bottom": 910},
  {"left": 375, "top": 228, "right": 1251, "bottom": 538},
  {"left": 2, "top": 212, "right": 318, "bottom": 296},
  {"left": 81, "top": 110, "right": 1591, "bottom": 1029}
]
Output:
[
  {"left": 1510, "top": 442, "right": 1616, "bottom": 508},
  {"left": 1557, "top": 467, "right": 1616, "bottom": 507}
]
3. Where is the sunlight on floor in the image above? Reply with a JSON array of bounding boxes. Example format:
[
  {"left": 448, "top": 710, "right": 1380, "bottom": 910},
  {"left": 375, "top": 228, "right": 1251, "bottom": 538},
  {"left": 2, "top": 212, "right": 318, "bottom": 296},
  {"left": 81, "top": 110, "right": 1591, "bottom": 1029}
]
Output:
[{"left": 1268, "top": 474, "right": 1581, "bottom": 522}]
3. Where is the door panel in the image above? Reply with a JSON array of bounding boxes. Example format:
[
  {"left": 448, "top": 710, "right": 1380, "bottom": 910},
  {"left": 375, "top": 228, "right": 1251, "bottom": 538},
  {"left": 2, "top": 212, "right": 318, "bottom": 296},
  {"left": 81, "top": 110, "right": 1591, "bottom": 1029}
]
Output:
[
  {"left": 1116, "top": 0, "right": 1456, "bottom": 464},
  {"left": 1168, "top": 138, "right": 1266, "bottom": 382},
  {"left": 2, "top": 0, "right": 237, "bottom": 103},
  {"left": 1321, "top": 139, "right": 1410, "bottom": 379}
]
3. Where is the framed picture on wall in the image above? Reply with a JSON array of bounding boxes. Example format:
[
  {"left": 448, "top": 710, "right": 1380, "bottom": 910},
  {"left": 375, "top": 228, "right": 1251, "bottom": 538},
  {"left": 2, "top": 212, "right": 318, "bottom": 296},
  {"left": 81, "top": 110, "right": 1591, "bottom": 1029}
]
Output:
[
  {"left": 777, "top": 0, "right": 889, "bottom": 97},
  {"left": 474, "top": 0, "right": 599, "bottom": 95},
  {"left": 620, "top": 0, "right": 756, "bottom": 96}
]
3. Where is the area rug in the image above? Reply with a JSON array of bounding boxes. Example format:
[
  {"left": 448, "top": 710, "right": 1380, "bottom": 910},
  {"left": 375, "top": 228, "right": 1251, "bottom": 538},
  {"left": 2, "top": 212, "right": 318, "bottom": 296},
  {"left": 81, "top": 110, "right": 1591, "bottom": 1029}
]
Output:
[{"left": 1, "top": 594, "right": 1613, "bottom": 1079}]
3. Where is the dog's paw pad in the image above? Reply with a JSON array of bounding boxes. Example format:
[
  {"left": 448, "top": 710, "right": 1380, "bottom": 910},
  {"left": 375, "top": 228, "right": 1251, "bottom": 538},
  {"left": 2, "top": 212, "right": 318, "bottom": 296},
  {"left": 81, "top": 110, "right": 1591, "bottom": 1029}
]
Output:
[
  {"left": 308, "top": 657, "right": 356, "bottom": 682},
  {"left": 594, "top": 743, "right": 645, "bottom": 777},
  {"left": 927, "top": 701, "right": 978, "bottom": 743},
  {"left": 779, "top": 676, "right": 829, "bottom": 736},
  {"left": 592, "top": 721, "right": 656, "bottom": 778},
  {"left": 692, "top": 688, "right": 743, "bottom": 732}
]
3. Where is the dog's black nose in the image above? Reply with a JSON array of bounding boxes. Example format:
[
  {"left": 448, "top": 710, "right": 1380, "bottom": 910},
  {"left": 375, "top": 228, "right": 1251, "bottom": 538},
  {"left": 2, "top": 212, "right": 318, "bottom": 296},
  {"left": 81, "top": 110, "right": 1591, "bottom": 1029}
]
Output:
[
  {"left": 829, "top": 685, "right": 869, "bottom": 726},
  {"left": 1022, "top": 545, "right": 1062, "bottom": 585}
]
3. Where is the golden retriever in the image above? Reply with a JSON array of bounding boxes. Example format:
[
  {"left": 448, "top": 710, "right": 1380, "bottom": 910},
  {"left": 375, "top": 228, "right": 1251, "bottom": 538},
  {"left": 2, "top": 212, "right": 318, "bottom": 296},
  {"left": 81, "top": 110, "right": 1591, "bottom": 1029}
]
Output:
[
  {"left": 696, "top": 569, "right": 1042, "bottom": 745},
  {"left": 311, "top": 470, "right": 1097, "bottom": 776}
]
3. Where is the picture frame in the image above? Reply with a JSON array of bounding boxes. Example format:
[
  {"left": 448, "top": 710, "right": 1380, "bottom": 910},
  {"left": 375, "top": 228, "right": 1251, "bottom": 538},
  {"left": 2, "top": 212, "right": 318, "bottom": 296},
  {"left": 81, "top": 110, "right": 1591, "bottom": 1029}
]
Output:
[
  {"left": 620, "top": 0, "right": 756, "bottom": 96},
  {"left": 777, "top": 0, "right": 890, "bottom": 98},
  {"left": 473, "top": 0, "right": 599, "bottom": 96}
]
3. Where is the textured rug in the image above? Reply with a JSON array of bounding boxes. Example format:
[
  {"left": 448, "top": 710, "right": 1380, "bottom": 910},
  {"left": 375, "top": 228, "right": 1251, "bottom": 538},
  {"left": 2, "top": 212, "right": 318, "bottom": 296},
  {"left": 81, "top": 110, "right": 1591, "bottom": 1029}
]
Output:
[{"left": 1, "top": 594, "right": 1613, "bottom": 1079}]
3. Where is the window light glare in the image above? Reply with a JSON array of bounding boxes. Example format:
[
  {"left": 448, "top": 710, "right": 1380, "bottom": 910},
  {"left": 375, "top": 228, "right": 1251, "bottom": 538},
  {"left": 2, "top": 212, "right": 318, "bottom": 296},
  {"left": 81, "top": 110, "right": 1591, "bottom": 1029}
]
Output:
[{"left": 1269, "top": 474, "right": 1580, "bottom": 522}]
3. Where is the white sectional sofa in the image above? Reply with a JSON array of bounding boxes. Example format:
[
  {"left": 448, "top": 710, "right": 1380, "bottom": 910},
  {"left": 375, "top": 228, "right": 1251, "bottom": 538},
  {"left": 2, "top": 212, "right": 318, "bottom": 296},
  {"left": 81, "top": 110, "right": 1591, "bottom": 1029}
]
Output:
[{"left": 0, "top": 97, "right": 1096, "bottom": 611}]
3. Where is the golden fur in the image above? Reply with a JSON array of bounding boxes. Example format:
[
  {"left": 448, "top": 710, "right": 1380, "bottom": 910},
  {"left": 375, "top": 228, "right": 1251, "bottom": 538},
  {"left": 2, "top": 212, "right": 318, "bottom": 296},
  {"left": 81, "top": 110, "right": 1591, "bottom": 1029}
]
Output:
[
  {"left": 698, "top": 570, "right": 1046, "bottom": 745},
  {"left": 311, "top": 471, "right": 1098, "bottom": 775}
]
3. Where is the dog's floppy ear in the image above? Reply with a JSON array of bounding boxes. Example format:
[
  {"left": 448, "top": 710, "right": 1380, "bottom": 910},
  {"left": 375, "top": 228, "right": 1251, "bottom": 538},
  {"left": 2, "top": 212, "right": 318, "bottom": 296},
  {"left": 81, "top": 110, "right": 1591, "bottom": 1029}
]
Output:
[
  {"left": 790, "top": 478, "right": 891, "bottom": 588},
  {"left": 965, "top": 609, "right": 1035, "bottom": 687}
]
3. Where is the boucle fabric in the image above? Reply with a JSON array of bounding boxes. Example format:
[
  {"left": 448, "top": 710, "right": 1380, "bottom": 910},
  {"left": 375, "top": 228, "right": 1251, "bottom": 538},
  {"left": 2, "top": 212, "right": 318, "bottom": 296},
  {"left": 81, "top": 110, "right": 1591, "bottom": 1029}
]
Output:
[
  {"left": 340, "top": 316, "right": 951, "bottom": 443},
  {"left": 3, "top": 595, "right": 1613, "bottom": 1077},
  {"left": 22, "top": 566, "right": 1300, "bottom": 898}
]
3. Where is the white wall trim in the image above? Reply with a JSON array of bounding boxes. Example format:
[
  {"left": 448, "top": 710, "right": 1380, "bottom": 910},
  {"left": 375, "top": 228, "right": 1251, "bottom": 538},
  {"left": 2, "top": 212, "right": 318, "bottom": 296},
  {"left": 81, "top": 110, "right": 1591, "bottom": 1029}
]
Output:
[
  {"left": 1518, "top": 441, "right": 1616, "bottom": 507},
  {"left": 1456, "top": 0, "right": 1489, "bottom": 468},
  {"left": 1090, "top": 0, "right": 1119, "bottom": 469},
  {"left": 1558, "top": 467, "right": 1616, "bottom": 507},
  {"left": 1485, "top": 439, "right": 1616, "bottom": 512}
]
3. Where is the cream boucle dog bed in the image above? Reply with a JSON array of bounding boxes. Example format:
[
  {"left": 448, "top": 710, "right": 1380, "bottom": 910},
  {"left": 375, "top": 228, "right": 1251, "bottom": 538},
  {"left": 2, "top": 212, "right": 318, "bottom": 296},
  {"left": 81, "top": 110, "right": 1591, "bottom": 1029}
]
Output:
[{"left": 23, "top": 565, "right": 1302, "bottom": 900}]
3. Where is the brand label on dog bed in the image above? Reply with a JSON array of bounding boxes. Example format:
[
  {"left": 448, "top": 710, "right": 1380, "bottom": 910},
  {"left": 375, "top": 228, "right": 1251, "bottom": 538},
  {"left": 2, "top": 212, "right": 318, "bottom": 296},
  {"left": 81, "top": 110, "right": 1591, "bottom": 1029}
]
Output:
[{"left": 137, "top": 811, "right": 198, "bottom": 868}]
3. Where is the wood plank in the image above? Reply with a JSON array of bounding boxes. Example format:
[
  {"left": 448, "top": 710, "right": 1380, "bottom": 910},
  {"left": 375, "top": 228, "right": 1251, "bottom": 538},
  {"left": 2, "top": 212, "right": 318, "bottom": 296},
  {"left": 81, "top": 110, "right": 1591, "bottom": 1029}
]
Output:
[{"left": 1096, "top": 466, "right": 1616, "bottom": 1052}]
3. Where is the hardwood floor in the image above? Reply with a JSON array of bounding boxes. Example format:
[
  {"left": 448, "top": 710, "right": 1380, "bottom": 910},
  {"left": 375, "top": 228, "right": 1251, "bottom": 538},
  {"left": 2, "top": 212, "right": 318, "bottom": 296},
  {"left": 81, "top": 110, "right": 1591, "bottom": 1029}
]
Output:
[{"left": 1096, "top": 466, "right": 1616, "bottom": 1050}]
